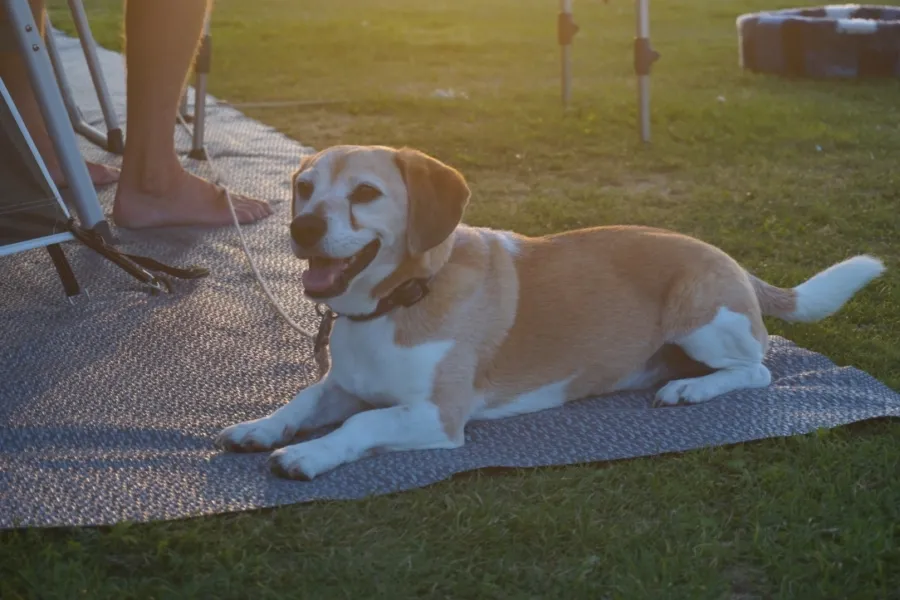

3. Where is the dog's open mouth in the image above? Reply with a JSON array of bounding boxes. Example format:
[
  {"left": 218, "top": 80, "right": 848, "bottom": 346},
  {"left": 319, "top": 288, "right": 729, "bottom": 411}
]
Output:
[{"left": 301, "top": 239, "right": 381, "bottom": 299}]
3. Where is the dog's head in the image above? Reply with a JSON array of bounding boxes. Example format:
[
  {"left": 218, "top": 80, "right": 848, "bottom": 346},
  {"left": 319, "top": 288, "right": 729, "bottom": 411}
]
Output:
[{"left": 289, "top": 145, "right": 471, "bottom": 313}]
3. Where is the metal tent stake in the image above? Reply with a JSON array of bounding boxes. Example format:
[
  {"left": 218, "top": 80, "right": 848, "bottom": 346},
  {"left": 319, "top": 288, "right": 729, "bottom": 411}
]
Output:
[
  {"left": 634, "top": 0, "right": 659, "bottom": 142},
  {"left": 558, "top": 0, "right": 578, "bottom": 106}
]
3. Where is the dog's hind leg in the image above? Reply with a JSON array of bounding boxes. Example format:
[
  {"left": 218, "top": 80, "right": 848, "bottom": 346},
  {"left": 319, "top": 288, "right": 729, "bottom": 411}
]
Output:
[{"left": 653, "top": 306, "right": 771, "bottom": 406}]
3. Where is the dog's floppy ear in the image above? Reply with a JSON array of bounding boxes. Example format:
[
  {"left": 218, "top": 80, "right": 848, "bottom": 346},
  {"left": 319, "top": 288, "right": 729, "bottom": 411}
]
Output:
[{"left": 394, "top": 147, "right": 470, "bottom": 256}]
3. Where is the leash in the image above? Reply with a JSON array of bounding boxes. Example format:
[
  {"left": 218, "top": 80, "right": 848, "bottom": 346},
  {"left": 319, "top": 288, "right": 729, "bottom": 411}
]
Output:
[{"left": 175, "top": 113, "right": 331, "bottom": 379}]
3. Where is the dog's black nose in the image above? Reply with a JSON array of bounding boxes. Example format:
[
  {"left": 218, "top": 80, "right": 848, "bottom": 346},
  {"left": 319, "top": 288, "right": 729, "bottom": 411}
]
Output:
[{"left": 290, "top": 214, "right": 327, "bottom": 248}]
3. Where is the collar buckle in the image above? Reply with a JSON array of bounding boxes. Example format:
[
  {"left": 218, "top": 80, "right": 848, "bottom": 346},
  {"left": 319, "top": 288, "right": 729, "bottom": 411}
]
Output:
[{"left": 393, "top": 278, "right": 429, "bottom": 307}]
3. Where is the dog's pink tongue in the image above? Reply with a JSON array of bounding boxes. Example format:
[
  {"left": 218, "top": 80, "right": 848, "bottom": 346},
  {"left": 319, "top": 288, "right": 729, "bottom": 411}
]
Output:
[{"left": 302, "top": 263, "right": 344, "bottom": 293}]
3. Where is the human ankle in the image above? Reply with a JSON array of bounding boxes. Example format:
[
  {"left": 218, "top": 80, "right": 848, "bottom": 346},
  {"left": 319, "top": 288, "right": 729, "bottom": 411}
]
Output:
[{"left": 119, "top": 153, "right": 184, "bottom": 197}]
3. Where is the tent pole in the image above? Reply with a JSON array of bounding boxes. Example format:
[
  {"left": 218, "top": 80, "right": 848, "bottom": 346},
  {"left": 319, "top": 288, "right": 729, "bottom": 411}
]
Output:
[{"left": 634, "top": 0, "right": 659, "bottom": 142}]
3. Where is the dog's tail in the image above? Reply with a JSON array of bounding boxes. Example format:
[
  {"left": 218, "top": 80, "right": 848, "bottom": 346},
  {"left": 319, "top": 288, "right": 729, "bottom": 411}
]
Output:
[{"left": 749, "top": 255, "right": 885, "bottom": 323}]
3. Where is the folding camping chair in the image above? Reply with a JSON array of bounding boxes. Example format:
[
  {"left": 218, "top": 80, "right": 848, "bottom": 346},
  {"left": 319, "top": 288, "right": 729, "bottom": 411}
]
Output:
[
  {"left": 1, "top": 0, "right": 211, "bottom": 296},
  {"left": 1, "top": 74, "right": 209, "bottom": 298},
  {"left": 0, "top": 75, "right": 82, "bottom": 298},
  {"left": 1, "top": 0, "right": 214, "bottom": 246},
  {"left": 2, "top": 0, "right": 111, "bottom": 242}
]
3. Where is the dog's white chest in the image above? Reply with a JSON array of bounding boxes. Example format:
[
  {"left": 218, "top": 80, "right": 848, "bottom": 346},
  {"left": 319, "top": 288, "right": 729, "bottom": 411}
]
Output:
[{"left": 327, "top": 317, "right": 454, "bottom": 406}]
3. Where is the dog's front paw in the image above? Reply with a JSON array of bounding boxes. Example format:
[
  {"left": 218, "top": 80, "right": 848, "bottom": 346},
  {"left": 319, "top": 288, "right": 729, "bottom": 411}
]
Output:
[
  {"left": 216, "top": 418, "right": 294, "bottom": 453},
  {"left": 268, "top": 442, "right": 337, "bottom": 481},
  {"left": 653, "top": 379, "right": 697, "bottom": 407}
]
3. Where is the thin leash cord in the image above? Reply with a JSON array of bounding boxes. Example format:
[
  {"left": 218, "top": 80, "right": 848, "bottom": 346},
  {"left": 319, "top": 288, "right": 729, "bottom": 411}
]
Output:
[{"left": 174, "top": 113, "right": 317, "bottom": 340}]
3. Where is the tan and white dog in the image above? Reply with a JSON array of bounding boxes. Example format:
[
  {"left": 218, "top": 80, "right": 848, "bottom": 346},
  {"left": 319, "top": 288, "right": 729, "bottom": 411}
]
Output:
[{"left": 216, "top": 144, "right": 885, "bottom": 480}]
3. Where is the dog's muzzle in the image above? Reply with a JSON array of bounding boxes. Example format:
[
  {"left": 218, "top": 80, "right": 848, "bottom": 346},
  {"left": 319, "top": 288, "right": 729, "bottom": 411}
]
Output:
[{"left": 290, "top": 214, "right": 327, "bottom": 248}]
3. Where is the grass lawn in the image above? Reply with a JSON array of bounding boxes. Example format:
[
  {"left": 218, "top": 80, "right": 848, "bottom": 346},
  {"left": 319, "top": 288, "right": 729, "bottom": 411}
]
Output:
[{"left": 2, "top": 0, "right": 899, "bottom": 597}]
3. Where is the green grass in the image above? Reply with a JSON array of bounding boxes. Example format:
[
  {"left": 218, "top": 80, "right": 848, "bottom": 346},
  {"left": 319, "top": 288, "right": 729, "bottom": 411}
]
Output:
[{"left": 3, "top": 0, "right": 899, "bottom": 597}]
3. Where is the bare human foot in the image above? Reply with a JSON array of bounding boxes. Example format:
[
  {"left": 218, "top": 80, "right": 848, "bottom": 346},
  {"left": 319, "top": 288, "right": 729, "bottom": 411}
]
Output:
[
  {"left": 31, "top": 132, "right": 121, "bottom": 189},
  {"left": 50, "top": 160, "right": 120, "bottom": 189},
  {"left": 112, "top": 165, "right": 273, "bottom": 229}
]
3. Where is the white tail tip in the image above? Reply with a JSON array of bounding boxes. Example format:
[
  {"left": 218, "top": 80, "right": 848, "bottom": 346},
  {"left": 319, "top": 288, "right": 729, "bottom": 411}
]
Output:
[{"left": 790, "top": 255, "right": 885, "bottom": 322}]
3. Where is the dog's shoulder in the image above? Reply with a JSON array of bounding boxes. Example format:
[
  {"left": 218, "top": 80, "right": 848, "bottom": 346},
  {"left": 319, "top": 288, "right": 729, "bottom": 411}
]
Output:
[{"left": 393, "top": 225, "right": 522, "bottom": 347}]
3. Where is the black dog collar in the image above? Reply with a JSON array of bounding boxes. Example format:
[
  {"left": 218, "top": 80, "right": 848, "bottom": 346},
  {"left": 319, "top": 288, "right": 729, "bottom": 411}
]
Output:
[
  {"left": 346, "top": 278, "right": 431, "bottom": 322},
  {"left": 315, "top": 277, "right": 431, "bottom": 325}
]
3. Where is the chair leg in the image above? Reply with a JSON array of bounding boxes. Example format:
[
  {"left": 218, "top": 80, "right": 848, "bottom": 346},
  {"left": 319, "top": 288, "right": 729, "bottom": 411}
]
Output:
[
  {"left": 188, "top": 13, "right": 212, "bottom": 160},
  {"left": 178, "top": 90, "right": 192, "bottom": 122},
  {"left": 66, "top": 0, "right": 124, "bottom": 154},
  {"left": 46, "top": 243, "right": 81, "bottom": 298},
  {"left": 44, "top": 14, "right": 122, "bottom": 154}
]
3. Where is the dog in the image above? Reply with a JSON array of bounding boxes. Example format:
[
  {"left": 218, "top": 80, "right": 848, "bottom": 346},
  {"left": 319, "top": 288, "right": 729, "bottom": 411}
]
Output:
[{"left": 216, "top": 144, "right": 886, "bottom": 480}]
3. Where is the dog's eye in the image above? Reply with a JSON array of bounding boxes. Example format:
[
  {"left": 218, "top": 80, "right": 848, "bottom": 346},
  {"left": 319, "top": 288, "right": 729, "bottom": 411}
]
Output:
[
  {"left": 295, "top": 180, "right": 314, "bottom": 201},
  {"left": 348, "top": 183, "right": 381, "bottom": 204}
]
